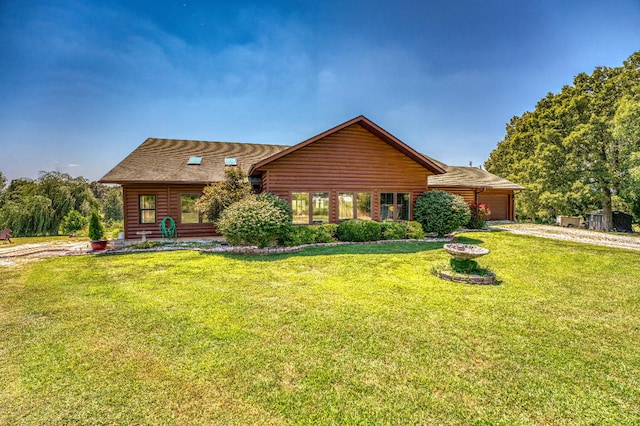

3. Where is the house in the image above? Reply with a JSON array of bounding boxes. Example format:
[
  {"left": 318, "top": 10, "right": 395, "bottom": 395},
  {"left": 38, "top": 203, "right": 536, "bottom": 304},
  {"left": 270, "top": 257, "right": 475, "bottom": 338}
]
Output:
[{"left": 101, "top": 116, "right": 523, "bottom": 239}]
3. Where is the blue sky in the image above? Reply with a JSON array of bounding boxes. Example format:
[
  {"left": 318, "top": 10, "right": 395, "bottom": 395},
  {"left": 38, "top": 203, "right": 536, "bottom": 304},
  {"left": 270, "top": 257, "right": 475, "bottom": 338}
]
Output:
[{"left": 1, "top": 0, "right": 639, "bottom": 182}]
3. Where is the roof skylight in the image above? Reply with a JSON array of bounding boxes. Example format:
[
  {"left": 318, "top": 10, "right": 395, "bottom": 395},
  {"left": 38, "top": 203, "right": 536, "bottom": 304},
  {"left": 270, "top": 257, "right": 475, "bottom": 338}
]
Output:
[
  {"left": 188, "top": 156, "right": 202, "bottom": 165},
  {"left": 224, "top": 157, "right": 237, "bottom": 166}
]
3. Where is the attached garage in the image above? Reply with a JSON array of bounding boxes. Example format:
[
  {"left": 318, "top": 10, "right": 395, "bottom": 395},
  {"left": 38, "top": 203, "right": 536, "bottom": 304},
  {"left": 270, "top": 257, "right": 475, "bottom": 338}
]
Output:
[
  {"left": 477, "top": 191, "right": 511, "bottom": 220},
  {"left": 426, "top": 158, "right": 523, "bottom": 221}
]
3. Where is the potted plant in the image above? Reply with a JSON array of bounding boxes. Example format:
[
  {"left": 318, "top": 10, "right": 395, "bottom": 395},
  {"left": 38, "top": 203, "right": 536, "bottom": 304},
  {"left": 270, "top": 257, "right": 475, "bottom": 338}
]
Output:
[{"left": 88, "top": 211, "right": 107, "bottom": 250}]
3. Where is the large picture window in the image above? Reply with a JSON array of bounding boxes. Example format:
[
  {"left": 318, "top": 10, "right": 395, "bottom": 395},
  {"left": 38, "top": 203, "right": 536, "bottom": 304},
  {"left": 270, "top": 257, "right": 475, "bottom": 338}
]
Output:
[
  {"left": 380, "top": 192, "right": 410, "bottom": 221},
  {"left": 181, "top": 194, "right": 199, "bottom": 224},
  {"left": 292, "top": 192, "right": 309, "bottom": 224},
  {"left": 397, "top": 193, "right": 410, "bottom": 220},
  {"left": 380, "top": 193, "right": 394, "bottom": 221},
  {"left": 357, "top": 193, "right": 372, "bottom": 220},
  {"left": 312, "top": 192, "right": 329, "bottom": 223},
  {"left": 338, "top": 193, "right": 354, "bottom": 220},
  {"left": 292, "top": 191, "right": 371, "bottom": 224},
  {"left": 139, "top": 195, "right": 156, "bottom": 224}
]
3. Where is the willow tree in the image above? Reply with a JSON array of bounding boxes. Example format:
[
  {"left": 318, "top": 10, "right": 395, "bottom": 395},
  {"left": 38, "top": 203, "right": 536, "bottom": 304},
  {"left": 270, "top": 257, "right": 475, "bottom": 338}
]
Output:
[
  {"left": 486, "top": 51, "right": 640, "bottom": 229},
  {"left": 0, "top": 171, "right": 99, "bottom": 236}
]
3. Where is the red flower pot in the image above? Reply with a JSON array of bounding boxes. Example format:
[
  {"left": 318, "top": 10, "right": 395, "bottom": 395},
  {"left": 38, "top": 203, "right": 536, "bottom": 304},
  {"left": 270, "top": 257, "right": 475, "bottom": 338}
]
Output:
[{"left": 90, "top": 240, "right": 108, "bottom": 251}]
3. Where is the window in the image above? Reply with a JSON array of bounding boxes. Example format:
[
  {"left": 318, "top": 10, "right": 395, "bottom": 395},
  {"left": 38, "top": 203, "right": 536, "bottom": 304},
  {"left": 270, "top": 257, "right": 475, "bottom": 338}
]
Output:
[
  {"left": 292, "top": 192, "right": 309, "bottom": 224},
  {"left": 139, "top": 195, "right": 156, "bottom": 224},
  {"left": 380, "top": 193, "right": 394, "bottom": 221},
  {"left": 357, "top": 193, "right": 372, "bottom": 220},
  {"left": 312, "top": 192, "right": 329, "bottom": 223},
  {"left": 397, "top": 193, "right": 410, "bottom": 220},
  {"left": 181, "top": 194, "right": 199, "bottom": 224},
  {"left": 339, "top": 192, "right": 371, "bottom": 221},
  {"left": 338, "top": 193, "right": 354, "bottom": 220},
  {"left": 380, "top": 192, "right": 410, "bottom": 221}
]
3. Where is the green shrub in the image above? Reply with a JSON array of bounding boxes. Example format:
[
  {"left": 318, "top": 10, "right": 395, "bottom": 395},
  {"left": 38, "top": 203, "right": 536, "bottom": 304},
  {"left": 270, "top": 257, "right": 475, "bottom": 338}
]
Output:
[
  {"left": 316, "top": 224, "right": 338, "bottom": 243},
  {"left": 62, "top": 209, "right": 87, "bottom": 235},
  {"left": 257, "top": 192, "right": 293, "bottom": 221},
  {"left": 281, "top": 223, "right": 338, "bottom": 246},
  {"left": 282, "top": 226, "right": 318, "bottom": 246},
  {"left": 405, "top": 221, "right": 426, "bottom": 239},
  {"left": 216, "top": 195, "right": 292, "bottom": 248},
  {"left": 337, "top": 219, "right": 381, "bottom": 242},
  {"left": 414, "top": 191, "right": 471, "bottom": 237},
  {"left": 467, "top": 203, "right": 490, "bottom": 229},
  {"left": 380, "top": 221, "right": 407, "bottom": 240},
  {"left": 88, "top": 211, "right": 105, "bottom": 241}
]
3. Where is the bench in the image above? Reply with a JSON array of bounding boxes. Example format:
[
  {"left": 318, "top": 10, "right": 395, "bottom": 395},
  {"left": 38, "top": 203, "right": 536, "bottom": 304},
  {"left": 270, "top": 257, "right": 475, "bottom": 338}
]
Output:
[{"left": 0, "top": 228, "right": 12, "bottom": 244}]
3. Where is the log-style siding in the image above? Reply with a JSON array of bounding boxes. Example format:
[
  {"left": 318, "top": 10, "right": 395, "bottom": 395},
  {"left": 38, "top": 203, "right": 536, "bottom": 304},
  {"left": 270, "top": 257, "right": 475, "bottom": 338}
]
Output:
[
  {"left": 123, "top": 184, "right": 217, "bottom": 239},
  {"left": 254, "top": 123, "right": 434, "bottom": 222},
  {"left": 432, "top": 187, "right": 477, "bottom": 206}
]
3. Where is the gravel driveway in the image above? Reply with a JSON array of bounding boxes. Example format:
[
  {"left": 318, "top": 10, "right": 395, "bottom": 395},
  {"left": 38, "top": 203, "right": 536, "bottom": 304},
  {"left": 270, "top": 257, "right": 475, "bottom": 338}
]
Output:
[
  {"left": 0, "top": 241, "right": 89, "bottom": 267},
  {"left": 492, "top": 223, "right": 640, "bottom": 251}
]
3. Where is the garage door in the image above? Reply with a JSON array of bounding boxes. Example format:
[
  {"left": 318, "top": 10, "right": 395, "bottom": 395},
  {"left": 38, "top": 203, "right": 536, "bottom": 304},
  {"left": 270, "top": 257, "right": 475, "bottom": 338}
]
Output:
[{"left": 477, "top": 193, "right": 509, "bottom": 220}]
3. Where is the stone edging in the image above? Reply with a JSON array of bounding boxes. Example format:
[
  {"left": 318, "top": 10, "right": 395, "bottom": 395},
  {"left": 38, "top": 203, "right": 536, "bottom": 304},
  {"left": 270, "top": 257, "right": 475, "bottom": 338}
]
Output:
[
  {"left": 98, "top": 237, "right": 453, "bottom": 256},
  {"left": 436, "top": 270, "right": 496, "bottom": 285}
]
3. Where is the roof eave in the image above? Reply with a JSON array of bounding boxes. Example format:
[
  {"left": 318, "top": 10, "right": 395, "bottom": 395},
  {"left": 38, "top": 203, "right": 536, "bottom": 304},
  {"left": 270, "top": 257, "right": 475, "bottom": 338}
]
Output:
[{"left": 99, "top": 179, "right": 218, "bottom": 185}]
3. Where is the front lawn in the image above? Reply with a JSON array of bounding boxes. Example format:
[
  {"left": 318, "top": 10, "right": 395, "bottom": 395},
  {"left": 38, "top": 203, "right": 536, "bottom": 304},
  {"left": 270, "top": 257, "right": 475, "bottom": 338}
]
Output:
[
  {"left": 1, "top": 232, "right": 639, "bottom": 424},
  {"left": 0, "top": 235, "right": 88, "bottom": 248}
]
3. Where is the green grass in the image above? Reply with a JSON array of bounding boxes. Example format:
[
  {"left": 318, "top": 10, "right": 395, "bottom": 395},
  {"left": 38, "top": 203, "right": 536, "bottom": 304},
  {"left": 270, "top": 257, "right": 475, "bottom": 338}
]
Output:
[
  {"left": 1, "top": 232, "right": 639, "bottom": 424},
  {"left": 0, "top": 235, "right": 88, "bottom": 248}
]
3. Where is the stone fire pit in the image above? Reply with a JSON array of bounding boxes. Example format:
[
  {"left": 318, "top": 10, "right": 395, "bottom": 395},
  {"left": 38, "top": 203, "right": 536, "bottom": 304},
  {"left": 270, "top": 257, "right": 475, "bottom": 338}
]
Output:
[{"left": 444, "top": 243, "right": 490, "bottom": 261}]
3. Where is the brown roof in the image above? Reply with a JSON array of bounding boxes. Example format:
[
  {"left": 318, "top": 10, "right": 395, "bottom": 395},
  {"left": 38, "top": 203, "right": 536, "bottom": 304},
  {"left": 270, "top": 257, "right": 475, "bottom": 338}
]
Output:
[
  {"left": 100, "top": 138, "right": 289, "bottom": 184},
  {"left": 424, "top": 155, "right": 525, "bottom": 190},
  {"left": 100, "top": 123, "right": 521, "bottom": 191},
  {"left": 249, "top": 115, "right": 446, "bottom": 175}
]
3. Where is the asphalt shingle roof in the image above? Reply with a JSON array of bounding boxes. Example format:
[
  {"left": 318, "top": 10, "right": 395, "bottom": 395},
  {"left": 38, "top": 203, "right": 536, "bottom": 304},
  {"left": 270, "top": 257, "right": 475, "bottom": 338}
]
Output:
[
  {"left": 424, "top": 155, "right": 524, "bottom": 190},
  {"left": 101, "top": 138, "right": 524, "bottom": 191},
  {"left": 100, "top": 138, "right": 290, "bottom": 184}
]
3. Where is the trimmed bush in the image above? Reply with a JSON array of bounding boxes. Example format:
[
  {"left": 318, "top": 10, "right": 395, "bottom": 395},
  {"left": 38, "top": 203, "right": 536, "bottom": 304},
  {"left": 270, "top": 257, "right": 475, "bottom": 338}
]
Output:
[
  {"left": 405, "top": 221, "right": 426, "bottom": 239},
  {"left": 216, "top": 195, "right": 292, "bottom": 248},
  {"left": 337, "top": 219, "right": 381, "bottom": 242},
  {"left": 467, "top": 203, "right": 490, "bottom": 229},
  {"left": 282, "top": 224, "right": 338, "bottom": 246},
  {"left": 414, "top": 190, "right": 471, "bottom": 237},
  {"left": 316, "top": 224, "right": 338, "bottom": 243},
  {"left": 257, "top": 192, "right": 293, "bottom": 221},
  {"left": 282, "top": 226, "right": 318, "bottom": 246},
  {"left": 380, "top": 221, "right": 407, "bottom": 240}
]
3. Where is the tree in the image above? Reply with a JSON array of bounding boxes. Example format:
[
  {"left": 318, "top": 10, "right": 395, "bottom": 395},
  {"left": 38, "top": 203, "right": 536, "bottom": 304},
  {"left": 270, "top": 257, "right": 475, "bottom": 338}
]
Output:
[
  {"left": 196, "top": 167, "right": 252, "bottom": 223},
  {"left": 0, "top": 171, "right": 99, "bottom": 236},
  {"left": 88, "top": 211, "right": 105, "bottom": 241},
  {"left": 103, "top": 186, "right": 123, "bottom": 222},
  {"left": 62, "top": 209, "right": 88, "bottom": 235},
  {"left": 0, "top": 171, "right": 6, "bottom": 207},
  {"left": 486, "top": 51, "right": 640, "bottom": 229}
]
